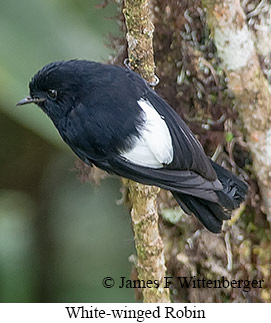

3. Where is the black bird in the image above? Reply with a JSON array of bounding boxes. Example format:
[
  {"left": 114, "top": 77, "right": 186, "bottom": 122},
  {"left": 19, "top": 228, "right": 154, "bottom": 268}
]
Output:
[{"left": 17, "top": 60, "right": 248, "bottom": 233}]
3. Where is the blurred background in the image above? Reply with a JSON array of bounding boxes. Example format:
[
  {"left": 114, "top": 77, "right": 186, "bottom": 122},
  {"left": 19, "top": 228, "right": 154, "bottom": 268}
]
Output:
[{"left": 0, "top": 0, "right": 135, "bottom": 302}]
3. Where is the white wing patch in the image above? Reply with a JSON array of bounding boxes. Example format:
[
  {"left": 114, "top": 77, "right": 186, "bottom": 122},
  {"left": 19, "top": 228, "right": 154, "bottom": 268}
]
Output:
[{"left": 121, "top": 98, "right": 173, "bottom": 168}]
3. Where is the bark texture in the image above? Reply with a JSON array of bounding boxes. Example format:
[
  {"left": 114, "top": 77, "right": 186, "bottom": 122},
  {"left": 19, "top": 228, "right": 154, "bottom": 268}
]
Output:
[
  {"left": 122, "top": 0, "right": 170, "bottom": 303},
  {"left": 244, "top": 0, "right": 271, "bottom": 85},
  {"left": 123, "top": 0, "right": 156, "bottom": 82},
  {"left": 245, "top": 0, "right": 271, "bottom": 58},
  {"left": 202, "top": 0, "right": 271, "bottom": 222}
]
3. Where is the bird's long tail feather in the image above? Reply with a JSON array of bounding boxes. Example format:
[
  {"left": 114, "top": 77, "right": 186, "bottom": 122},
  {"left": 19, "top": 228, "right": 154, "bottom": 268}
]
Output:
[{"left": 172, "top": 161, "right": 248, "bottom": 233}]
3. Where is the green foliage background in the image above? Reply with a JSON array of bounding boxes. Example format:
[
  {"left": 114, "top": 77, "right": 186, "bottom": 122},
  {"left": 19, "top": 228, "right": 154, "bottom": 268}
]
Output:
[{"left": 0, "top": 0, "right": 135, "bottom": 302}]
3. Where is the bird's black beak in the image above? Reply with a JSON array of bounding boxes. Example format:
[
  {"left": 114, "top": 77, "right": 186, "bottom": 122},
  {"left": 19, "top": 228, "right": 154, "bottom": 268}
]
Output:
[{"left": 16, "top": 96, "right": 45, "bottom": 106}]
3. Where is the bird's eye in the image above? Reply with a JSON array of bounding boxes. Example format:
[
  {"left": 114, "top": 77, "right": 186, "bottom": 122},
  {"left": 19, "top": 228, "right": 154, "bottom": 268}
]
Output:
[{"left": 48, "top": 89, "right": 57, "bottom": 99}]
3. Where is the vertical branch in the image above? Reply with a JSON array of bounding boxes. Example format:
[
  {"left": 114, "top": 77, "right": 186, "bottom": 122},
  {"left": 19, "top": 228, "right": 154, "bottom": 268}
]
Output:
[
  {"left": 122, "top": 0, "right": 170, "bottom": 303},
  {"left": 202, "top": 0, "right": 271, "bottom": 222},
  {"left": 123, "top": 0, "right": 156, "bottom": 82}
]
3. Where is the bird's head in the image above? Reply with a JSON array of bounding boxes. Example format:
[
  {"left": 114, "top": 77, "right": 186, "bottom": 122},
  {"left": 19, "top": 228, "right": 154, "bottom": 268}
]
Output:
[{"left": 17, "top": 60, "right": 95, "bottom": 123}]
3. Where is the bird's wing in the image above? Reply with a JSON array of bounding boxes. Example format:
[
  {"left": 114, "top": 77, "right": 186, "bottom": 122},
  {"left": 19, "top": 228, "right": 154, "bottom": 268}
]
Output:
[
  {"left": 108, "top": 154, "right": 222, "bottom": 203},
  {"left": 126, "top": 70, "right": 217, "bottom": 181},
  {"left": 120, "top": 98, "right": 174, "bottom": 168}
]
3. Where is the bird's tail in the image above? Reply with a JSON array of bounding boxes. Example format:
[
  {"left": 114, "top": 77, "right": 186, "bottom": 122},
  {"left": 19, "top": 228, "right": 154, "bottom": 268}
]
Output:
[{"left": 172, "top": 160, "right": 248, "bottom": 233}]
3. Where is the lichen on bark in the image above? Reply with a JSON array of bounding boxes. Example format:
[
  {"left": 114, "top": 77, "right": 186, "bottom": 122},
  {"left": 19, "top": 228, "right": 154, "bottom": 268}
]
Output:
[{"left": 123, "top": 0, "right": 156, "bottom": 83}]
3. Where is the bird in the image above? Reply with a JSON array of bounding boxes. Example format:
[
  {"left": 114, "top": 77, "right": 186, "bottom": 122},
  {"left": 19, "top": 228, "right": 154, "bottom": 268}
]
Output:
[{"left": 17, "top": 59, "right": 248, "bottom": 233}]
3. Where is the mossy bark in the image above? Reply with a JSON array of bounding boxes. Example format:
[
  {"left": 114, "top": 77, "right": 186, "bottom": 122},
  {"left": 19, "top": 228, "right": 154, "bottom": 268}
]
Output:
[
  {"left": 123, "top": 0, "right": 156, "bottom": 82},
  {"left": 122, "top": 0, "right": 170, "bottom": 303}
]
